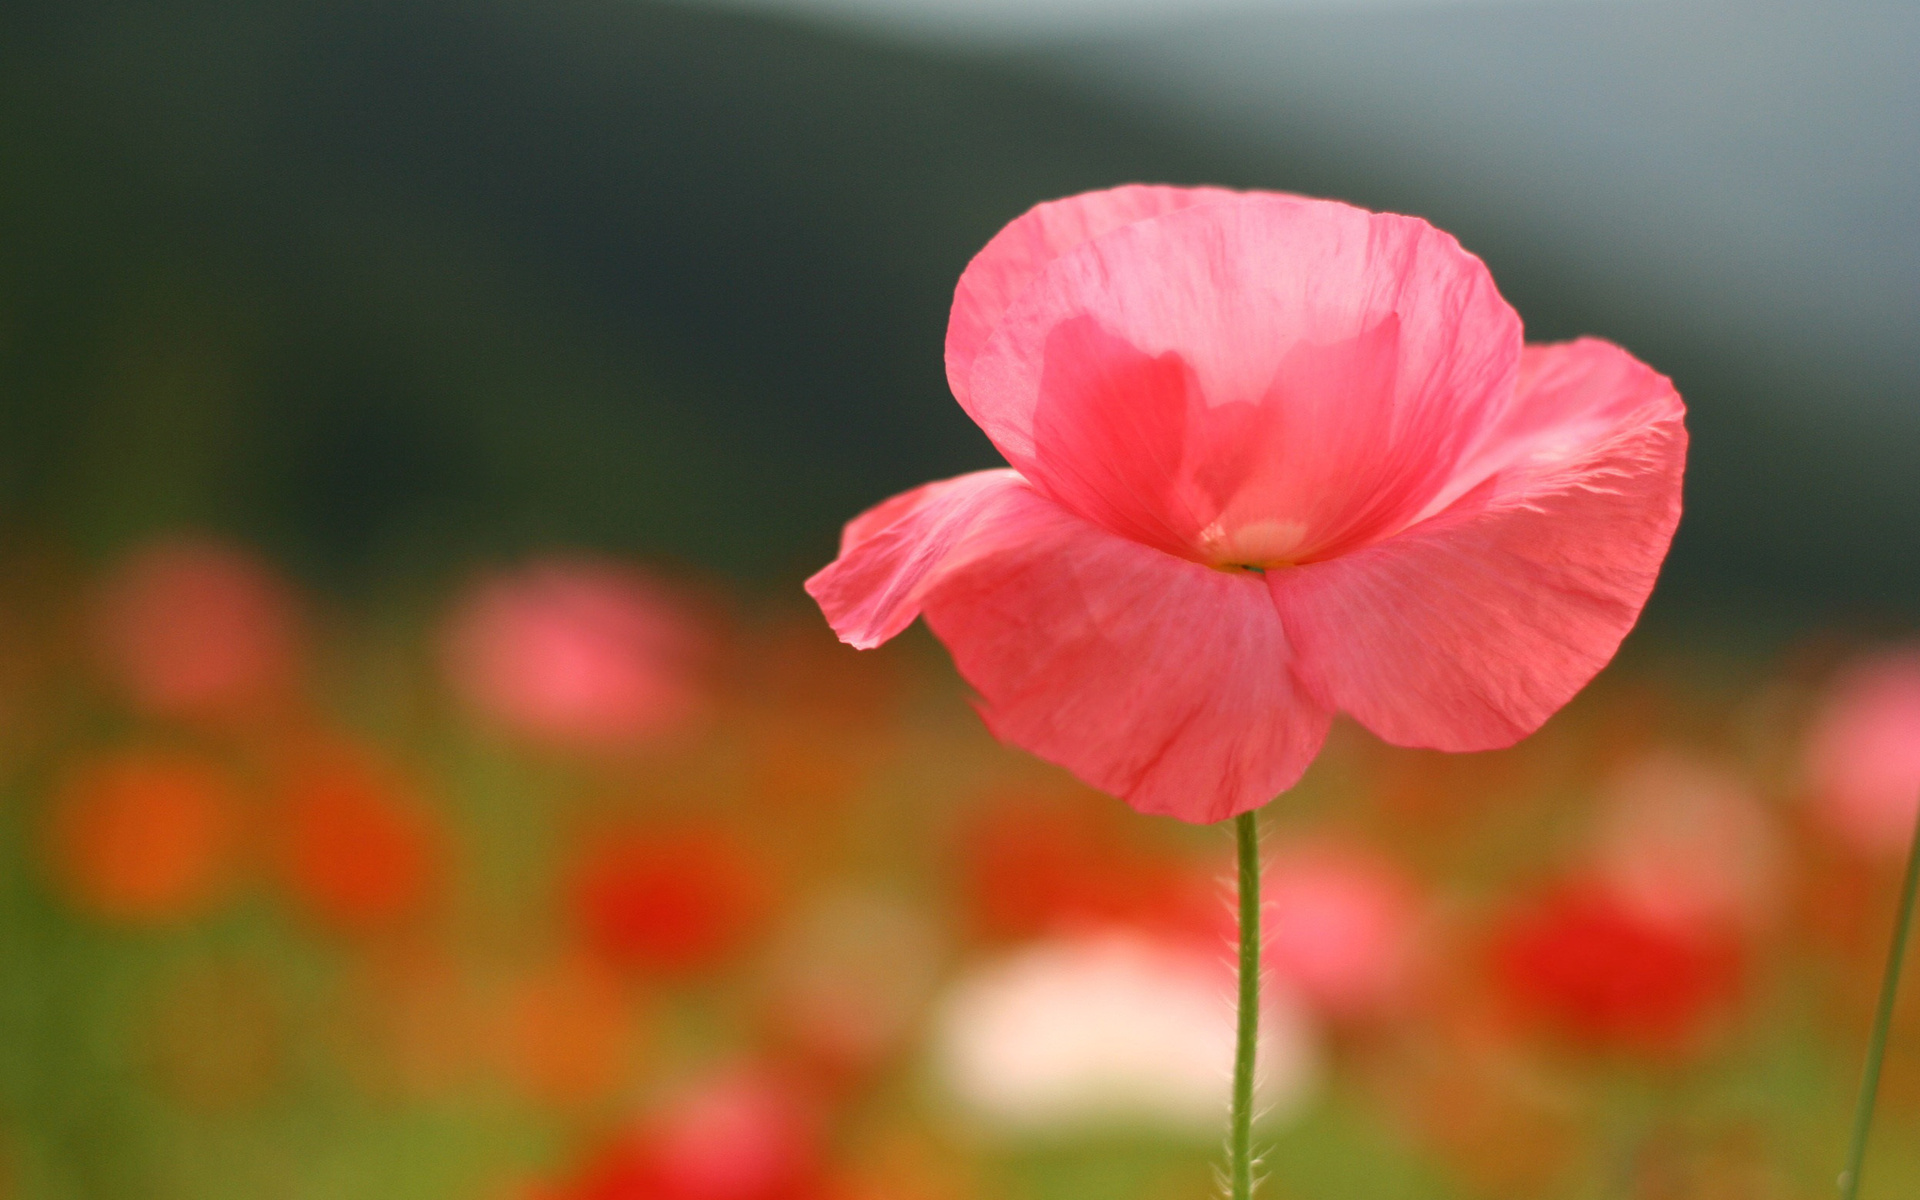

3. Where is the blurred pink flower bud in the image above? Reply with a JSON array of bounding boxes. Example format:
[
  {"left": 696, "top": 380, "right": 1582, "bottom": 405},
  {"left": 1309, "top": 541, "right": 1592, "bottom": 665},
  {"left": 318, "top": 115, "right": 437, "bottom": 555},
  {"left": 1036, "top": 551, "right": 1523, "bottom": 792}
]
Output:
[
  {"left": 1804, "top": 647, "right": 1920, "bottom": 857},
  {"left": 556, "top": 1068, "right": 827, "bottom": 1200},
  {"left": 92, "top": 537, "right": 301, "bottom": 721},
  {"left": 1591, "top": 751, "right": 1782, "bottom": 933},
  {"left": 443, "top": 558, "right": 708, "bottom": 749},
  {"left": 1262, "top": 841, "right": 1421, "bottom": 1021},
  {"left": 647, "top": 1068, "right": 824, "bottom": 1200}
]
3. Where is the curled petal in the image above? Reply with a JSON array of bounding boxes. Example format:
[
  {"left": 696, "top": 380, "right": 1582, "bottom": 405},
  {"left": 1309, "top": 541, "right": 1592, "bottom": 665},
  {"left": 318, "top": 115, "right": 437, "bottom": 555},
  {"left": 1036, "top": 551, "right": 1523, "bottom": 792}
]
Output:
[
  {"left": 967, "top": 195, "right": 1523, "bottom": 565},
  {"left": 807, "top": 469, "right": 1031, "bottom": 650},
  {"left": 946, "top": 185, "right": 1240, "bottom": 414},
  {"left": 1272, "top": 339, "right": 1686, "bottom": 751}
]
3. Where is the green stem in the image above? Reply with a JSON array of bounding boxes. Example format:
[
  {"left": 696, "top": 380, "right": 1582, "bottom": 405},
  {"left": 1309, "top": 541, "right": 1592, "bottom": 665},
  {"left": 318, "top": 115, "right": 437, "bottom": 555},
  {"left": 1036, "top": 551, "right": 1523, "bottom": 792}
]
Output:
[
  {"left": 1839, "top": 791, "right": 1920, "bottom": 1200},
  {"left": 1231, "top": 809, "right": 1262, "bottom": 1200}
]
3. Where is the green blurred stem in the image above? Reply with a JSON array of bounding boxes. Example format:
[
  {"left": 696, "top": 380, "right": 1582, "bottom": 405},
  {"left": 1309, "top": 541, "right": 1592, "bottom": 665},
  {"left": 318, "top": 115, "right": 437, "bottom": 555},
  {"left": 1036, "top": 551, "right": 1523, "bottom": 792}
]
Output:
[
  {"left": 1840, "top": 790, "right": 1920, "bottom": 1199},
  {"left": 1231, "top": 809, "right": 1261, "bottom": 1200}
]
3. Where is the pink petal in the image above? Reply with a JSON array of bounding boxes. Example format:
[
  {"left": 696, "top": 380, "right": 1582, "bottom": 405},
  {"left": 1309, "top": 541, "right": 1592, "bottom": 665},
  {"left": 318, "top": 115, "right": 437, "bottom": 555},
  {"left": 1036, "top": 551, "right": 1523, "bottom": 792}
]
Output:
[
  {"left": 966, "top": 195, "right": 1524, "bottom": 567},
  {"left": 809, "top": 471, "right": 1330, "bottom": 822},
  {"left": 1271, "top": 338, "right": 1686, "bottom": 751},
  {"left": 918, "top": 492, "right": 1331, "bottom": 823},
  {"left": 946, "top": 185, "right": 1240, "bottom": 413},
  {"left": 807, "top": 469, "right": 1031, "bottom": 650}
]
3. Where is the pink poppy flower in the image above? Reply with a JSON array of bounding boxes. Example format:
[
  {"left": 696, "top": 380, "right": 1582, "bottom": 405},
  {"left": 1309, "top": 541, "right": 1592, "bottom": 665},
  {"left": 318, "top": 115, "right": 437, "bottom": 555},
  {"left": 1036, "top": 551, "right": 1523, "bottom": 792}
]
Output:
[
  {"left": 443, "top": 558, "right": 709, "bottom": 750},
  {"left": 1804, "top": 647, "right": 1920, "bottom": 857},
  {"left": 808, "top": 186, "right": 1686, "bottom": 822},
  {"left": 1262, "top": 840, "right": 1422, "bottom": 1021}
]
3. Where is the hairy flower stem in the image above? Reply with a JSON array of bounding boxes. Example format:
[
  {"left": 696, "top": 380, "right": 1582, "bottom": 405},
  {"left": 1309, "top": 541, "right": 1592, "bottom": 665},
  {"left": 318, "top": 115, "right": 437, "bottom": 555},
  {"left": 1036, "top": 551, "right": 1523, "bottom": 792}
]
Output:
[
  {"left": 1840, "top": 790, "right": 1920, "bottom": 1200},
  {"left": 1230, "top": 809, "right": 1262, "bottom": 1200}
]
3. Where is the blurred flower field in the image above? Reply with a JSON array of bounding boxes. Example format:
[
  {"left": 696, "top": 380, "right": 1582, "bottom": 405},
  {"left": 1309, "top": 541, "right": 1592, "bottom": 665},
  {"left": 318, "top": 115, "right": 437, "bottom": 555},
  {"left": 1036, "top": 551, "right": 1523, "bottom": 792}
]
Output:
[{"left": 1, "top": 536, "right": 1918, "bottom": 1200}]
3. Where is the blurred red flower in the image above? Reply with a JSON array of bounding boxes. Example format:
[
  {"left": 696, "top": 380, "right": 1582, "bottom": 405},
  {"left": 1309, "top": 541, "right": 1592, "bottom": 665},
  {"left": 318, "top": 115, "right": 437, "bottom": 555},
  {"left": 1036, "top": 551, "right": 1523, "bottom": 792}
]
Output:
[
  {"left": 568, "top": 823, "right": 770, "bottom": 977},
  {"left": 1492, "top": 880, "right": 1743, "bottom": 1055},
  {"left": 444, "top": 558, "right": 709, "bottom": 750},
  {"left": 1804, "top": 646, "right": 1920, "bottom": 857},
  {"left": 45, "top": 748, "right": 242, "bottom": 924},
  {"left": 92, "top": 537, "right": 301, "bottom": 722},
  {"left": 273, "top": 741, "right": 444, "bottom": 936},
  {"left": 957, "top": 789, "right": 1211, "bottom": 944}
]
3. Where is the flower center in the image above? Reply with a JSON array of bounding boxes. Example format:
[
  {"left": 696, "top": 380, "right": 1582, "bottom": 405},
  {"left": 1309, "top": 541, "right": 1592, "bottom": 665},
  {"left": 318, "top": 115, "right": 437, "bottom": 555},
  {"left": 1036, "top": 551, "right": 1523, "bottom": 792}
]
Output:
[{"left": 1199, "top": 518, "right": 1309, "bottom": 573}]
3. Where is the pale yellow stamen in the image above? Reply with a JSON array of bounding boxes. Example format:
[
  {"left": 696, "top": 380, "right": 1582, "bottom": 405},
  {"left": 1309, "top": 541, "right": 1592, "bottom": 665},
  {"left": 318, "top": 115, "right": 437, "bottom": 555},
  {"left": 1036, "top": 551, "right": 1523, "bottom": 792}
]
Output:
[{"left": 1198, "top": 518, "right": 1309, "bottom": 572}]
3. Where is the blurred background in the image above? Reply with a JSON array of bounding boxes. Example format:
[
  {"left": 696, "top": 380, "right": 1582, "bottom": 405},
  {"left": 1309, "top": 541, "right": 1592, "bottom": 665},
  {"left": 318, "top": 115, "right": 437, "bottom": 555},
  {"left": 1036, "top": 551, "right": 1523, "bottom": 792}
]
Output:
[{"left": 0, "top": 0, "right": 1917, "bottom": 1196}]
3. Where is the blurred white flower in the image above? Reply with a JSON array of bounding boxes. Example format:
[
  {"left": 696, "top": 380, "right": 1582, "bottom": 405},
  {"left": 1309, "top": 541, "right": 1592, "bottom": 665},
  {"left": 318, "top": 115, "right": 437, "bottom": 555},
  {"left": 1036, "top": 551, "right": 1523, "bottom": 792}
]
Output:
[{"left": 931, "top": 932, "right": 1316, "bottom": 1136}]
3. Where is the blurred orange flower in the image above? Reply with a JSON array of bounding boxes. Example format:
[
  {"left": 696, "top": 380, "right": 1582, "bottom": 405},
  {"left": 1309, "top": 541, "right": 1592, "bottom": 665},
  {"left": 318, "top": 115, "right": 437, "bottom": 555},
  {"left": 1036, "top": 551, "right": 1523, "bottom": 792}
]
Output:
[
  {"left": 761, "top": 891, "right": 943, "bottom": 1083},
  {"left": 835, "top": 1130, "right": 973, "bottom": 1200},
  {"left": 746, "top": 618, "right": 902, "bottom": 732},
  {"left": 493, "top": 956, "right": 639, "bottom": 1107},
  {"left": 45, "top": 747, "right": 242, "bottom": 924},
  {"left": 1381, "top": 1012, "right": 1582, "bottom": 1199},
  {"left": 745, "top": 719, "right": 871, "bottom": 815},
  {"left": 91, "top": 537, "right": 302, "bottom": 722},
  {"left": 273, "top": 741, "right": 444, "bottom": 936}
]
